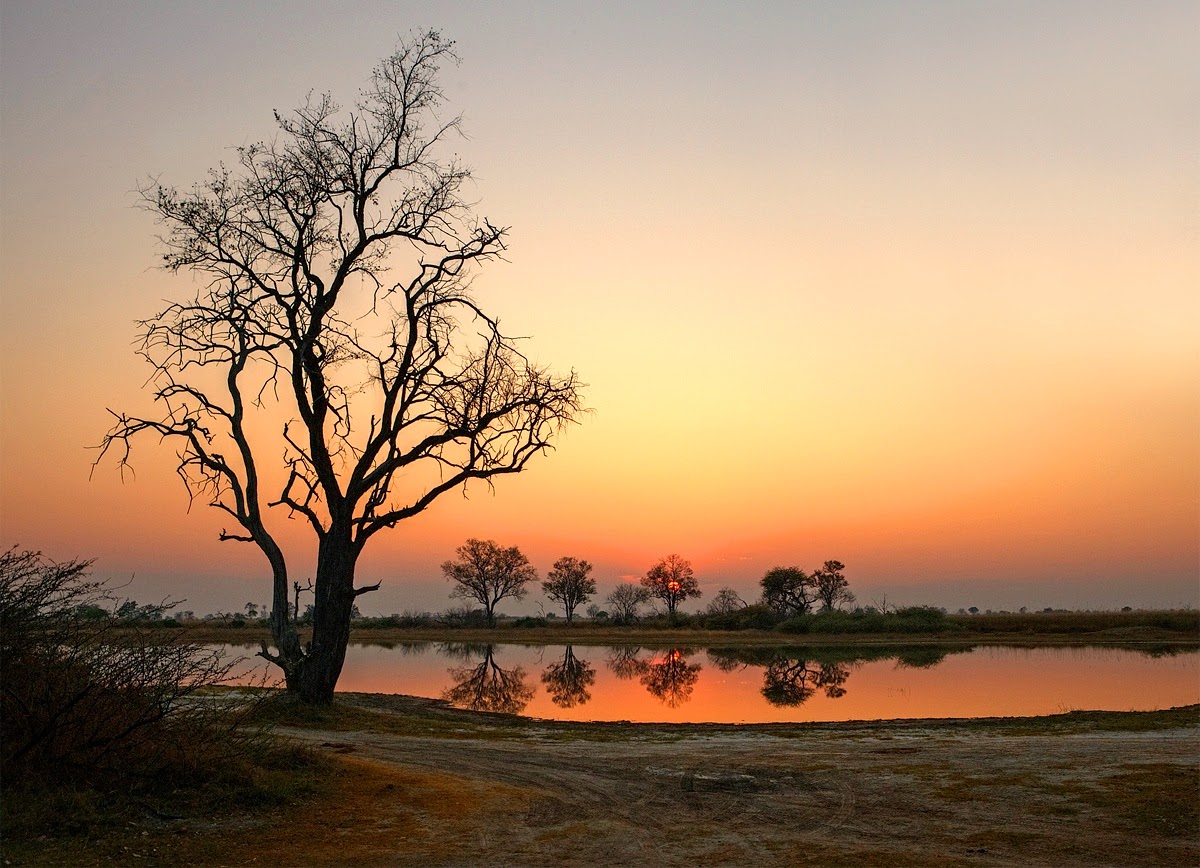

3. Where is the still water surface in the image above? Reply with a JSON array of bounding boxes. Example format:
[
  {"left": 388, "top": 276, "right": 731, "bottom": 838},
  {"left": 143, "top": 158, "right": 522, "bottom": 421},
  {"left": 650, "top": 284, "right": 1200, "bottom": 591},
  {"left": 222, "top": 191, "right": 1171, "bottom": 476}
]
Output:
[{"left": 228, "top": 642, "right": 1199, "bottom": 724}]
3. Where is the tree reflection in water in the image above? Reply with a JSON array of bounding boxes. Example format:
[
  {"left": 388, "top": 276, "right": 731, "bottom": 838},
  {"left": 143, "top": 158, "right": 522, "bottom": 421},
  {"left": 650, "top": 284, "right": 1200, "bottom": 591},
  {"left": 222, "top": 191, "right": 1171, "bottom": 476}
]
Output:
[
  {"left": 606, "top": 645, "right": 649, "bottom": 680},
  {"left": 640, "top": 648, "right": 702, "bottom": 708},
  {"left": 442, "top": 644, "right": 534, "bottom": 714},
  {"left": 762, "top": 657, "right": 852, "bottom": 707},
  {"left": 540, "top": 646, "right": 596, "bottom": 708}
]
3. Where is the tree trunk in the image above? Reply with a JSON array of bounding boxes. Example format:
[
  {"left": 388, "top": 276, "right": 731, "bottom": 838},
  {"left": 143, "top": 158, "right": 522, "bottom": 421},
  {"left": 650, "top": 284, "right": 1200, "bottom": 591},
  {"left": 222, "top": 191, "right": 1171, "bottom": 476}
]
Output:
[
  {"left": 264, "top": 544, "right": 304, "bottom": 693},
  {"left": 297, "top": 531, "right": 357, "bottom": 704}
]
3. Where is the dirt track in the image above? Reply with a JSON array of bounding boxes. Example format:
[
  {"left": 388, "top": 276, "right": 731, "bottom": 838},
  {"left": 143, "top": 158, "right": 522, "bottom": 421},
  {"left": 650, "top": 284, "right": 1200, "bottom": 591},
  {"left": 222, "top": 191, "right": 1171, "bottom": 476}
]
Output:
[{"left": 278, "top": 698, "right": 1200, "bottom": 867}]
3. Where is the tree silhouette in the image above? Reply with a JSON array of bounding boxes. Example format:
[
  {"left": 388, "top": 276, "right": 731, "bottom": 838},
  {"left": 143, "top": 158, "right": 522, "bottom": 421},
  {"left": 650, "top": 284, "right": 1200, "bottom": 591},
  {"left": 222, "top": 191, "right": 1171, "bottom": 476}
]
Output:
[
  {"left": 442, "top": 539, "right": 537, "bottom": 627},
  {"left": 540, "top": 646, "right": 595, "bottom": 708},
  {"left": 641, "top": 555, "right": 701, "bottom": 624},
  {"left": 813, "top": 560, "right": 855, "bottom": 611},
  {"left": 759, "top": 567, "right": 816, "bottom": 616},
  {"left": 639, "top": 648, "right": 702, "bottom": 708},
  {"left": 606, "top": 584, "right": 651, "bottom": 625},
  {"left": 96, "top": 32, "right": 582, "bottom": 704},
  {"left": 541, "top": 557, "right": 596, "bottom": 624},
  {"left": 442, "top": 645, "right": 534, "bottom": 714},
  {"left": 705, "top": 587, "right": 746, "bottom": 616}
]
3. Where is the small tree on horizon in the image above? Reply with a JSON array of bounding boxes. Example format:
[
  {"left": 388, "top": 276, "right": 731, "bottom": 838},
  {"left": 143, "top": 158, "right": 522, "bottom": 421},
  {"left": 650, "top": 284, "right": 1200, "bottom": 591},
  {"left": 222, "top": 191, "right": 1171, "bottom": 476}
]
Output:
[
  {"left": 706, "top": 587, "right": 746, "bottom": 616},
  {"left": 541, "top": 557, "right": 597, "bottom": 624},
  {"left": 606, "top": 583, "right": 651, "bottom": 625},
  {"left": 813, "top": 560, "right": 855, "bottom": 611},
  {"left": 641, "top": 555, "right": 701, "bottom": 625},
  {"left": 442, "top": 539, "right": 538, "bottom": 628}
]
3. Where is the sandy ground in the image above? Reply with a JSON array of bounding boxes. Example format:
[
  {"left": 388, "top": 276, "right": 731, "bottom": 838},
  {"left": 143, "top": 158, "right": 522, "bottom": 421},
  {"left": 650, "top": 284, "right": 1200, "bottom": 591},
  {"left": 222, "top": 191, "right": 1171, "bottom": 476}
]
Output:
[
  {"left": 273, "top": 697, "right": 1199, "bottom": 868},
  {"left": 6, "top": 697, "right": 1194, "bottom": 867}
]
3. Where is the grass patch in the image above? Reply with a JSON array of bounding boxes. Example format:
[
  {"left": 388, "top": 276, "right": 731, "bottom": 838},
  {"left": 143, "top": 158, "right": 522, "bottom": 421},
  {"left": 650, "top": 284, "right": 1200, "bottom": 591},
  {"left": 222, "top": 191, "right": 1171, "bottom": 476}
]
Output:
[{"left": 1081, "top": 764, "right": 1200, "bottom": 839}]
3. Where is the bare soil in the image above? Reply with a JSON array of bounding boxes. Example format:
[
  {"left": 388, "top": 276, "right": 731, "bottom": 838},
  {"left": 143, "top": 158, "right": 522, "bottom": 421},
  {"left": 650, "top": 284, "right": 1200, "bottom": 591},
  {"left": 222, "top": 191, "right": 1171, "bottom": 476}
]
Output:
[
  {"left": 8, "top": 698, "right": 1197, "bottom": 867},
  {"left": 267, "top": 698, "right": 1199, "bottom": 867}
]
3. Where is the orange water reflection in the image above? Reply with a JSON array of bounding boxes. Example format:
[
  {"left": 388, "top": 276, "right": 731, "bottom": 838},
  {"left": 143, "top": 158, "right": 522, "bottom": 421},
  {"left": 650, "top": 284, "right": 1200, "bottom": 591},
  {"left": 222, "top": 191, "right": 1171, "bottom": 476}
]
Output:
[{"left": 230, "top": 642, "right": 1199, "bottom": 723}]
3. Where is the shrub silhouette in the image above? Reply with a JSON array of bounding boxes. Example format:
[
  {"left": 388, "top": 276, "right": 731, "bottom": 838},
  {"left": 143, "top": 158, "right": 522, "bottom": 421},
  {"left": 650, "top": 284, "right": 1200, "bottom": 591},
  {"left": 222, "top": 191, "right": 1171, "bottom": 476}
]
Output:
[{"left": 0, "top": 548, "right": 267, "bottom": 789}]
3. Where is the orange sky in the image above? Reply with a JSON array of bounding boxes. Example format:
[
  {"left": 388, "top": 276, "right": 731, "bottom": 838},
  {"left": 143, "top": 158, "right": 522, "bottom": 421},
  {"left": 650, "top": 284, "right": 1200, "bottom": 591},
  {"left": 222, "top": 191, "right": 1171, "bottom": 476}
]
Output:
[{"left": 1, "top": 2, "right": 1196, "bottom": 614}]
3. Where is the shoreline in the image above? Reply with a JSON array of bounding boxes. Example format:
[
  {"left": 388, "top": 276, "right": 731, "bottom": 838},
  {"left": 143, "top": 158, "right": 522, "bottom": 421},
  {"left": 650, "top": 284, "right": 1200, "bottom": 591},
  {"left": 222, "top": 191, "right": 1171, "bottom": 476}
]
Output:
[{"left": 172, "top": 624, "right": 1200, "bottom": 648}]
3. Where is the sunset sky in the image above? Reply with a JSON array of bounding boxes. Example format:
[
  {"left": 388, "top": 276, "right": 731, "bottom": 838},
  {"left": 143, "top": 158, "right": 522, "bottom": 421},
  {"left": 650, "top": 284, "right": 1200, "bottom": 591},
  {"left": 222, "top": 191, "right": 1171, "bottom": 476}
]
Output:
[{"left": 1, "top": 1, "right": 1196, "bottom": 616}]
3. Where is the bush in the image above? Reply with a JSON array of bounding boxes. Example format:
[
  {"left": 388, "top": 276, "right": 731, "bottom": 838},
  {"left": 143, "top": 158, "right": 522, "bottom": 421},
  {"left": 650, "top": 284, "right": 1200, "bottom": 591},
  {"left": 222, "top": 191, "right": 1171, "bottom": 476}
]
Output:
[
  {"left": 700, "top": 604, "right": 781, "bottom": 631},
  {"left": 512, "top": 616, "right": 549, "bottom": 628},
  {"left": 439, "top": 605, "right": 490, "bottom": 628},
  {"left": 0, "top": 548, "right": 267, "bottom": 791},
  {"left": 776, "top": 606, "right": 950, "bottom": 635},
  {"left": 354, "top": 611, "right": 439, "bottom": 629}
]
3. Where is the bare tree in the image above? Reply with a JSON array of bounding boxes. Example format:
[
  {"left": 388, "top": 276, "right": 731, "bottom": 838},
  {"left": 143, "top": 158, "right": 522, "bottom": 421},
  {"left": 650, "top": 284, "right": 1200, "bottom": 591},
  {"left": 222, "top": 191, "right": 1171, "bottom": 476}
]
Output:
[
  {"left": 541, "top": 556, "right": 596, "bottom": 624},
  {"left": 442, "top": 538, "right": 537, "bottom": 628},
  {"left": 705, "top": 586, "right": 746, "bottom": 616},
  {"left": 759, "top": 566, "right": 816, "bottom": 616},
  {"left": 641, "top": 555, "right": 701, "bottom": 624},
  {"left": 96, "top": 32, "right": 582, "bottom": 704},
  {"left": 813, "top": 560, "right": 855, "bottom": 611},
  {"left": 606, "top": 583, "right": 651, "bottom": 625}
]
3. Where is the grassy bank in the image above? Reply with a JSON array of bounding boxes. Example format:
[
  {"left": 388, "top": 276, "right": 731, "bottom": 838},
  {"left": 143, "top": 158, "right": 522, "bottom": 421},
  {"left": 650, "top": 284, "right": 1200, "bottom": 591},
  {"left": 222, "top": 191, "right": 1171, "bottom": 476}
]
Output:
[{"left": 167, "top": 607, "right": 1199, "bottom": 648}]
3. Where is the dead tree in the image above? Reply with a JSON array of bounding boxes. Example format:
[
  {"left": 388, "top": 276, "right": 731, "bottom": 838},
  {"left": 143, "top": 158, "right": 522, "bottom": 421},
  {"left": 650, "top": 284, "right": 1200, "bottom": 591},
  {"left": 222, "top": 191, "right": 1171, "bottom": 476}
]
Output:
[{"left": 97, "top": 31, "right": 583, "bottom": 704}]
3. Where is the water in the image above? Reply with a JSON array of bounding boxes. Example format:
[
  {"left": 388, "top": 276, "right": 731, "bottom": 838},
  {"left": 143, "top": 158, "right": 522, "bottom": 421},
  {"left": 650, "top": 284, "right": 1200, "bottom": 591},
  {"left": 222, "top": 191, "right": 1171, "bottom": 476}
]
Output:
[{"left": 226, "top": 641, "right": 1199, "bottom": 724}]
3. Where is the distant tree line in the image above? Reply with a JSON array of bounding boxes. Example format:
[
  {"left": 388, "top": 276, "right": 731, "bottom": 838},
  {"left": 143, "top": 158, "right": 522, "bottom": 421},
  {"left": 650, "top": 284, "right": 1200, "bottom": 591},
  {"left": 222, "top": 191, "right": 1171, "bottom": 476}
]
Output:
[
  {"left": 83, "top": 543, "right": 1197, "bottom": 637},
  {"left": 438, "top": 540, "right": 861, "bottom": 628}
]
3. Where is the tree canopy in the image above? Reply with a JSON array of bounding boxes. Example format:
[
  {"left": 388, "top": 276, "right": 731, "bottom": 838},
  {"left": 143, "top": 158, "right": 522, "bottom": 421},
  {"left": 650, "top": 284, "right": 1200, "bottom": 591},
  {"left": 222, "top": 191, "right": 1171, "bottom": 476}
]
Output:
[
  {"left": 442, "top": 538, "right": 538, "bottom": 627},
  {"left": 641, "top": 555, "right": 701, "bottom": 623},
  {"left": 541, "top": 557, "right": 596, "bottom": 624},
  {"left": 760, "top": 566, "right": 816, "bottom": 616}
]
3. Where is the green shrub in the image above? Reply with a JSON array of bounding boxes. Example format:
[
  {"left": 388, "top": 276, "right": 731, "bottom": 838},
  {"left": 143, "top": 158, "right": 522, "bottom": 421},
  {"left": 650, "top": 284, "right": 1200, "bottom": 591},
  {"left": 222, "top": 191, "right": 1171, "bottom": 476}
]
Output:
[{"left": 512, "top": 616, "right": 549, "bottom": 628}]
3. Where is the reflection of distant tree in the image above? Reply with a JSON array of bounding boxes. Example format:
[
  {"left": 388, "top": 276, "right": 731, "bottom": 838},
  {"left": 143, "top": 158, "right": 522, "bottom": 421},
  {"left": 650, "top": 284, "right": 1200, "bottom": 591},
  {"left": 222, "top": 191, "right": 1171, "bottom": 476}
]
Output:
[
  {"left": 761, "top": 657, "right": 851, "bottom": 706},
  {"left": 437, "top": 641, "right": 492, "bottom": 661},
  {"left": 894, "top": 647, "right": 953, "bottom": 669},
  {"left": 706, "top": 650, "right": 748, "bottom": 673},
  {"left": 640, "top": 649, "right": 702, "bottom": 708},
  {"left": 442, "top": 645, "right": 534, "bottom": 714},
  {"left": 606, "top": 646, "right": 649, "bottom": 680},
  {"left": 813, "top": 661, "right": 850, "bottom": 698},
  {"left": 540, "top": 646, "right": 596, "bottom": 708}
]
